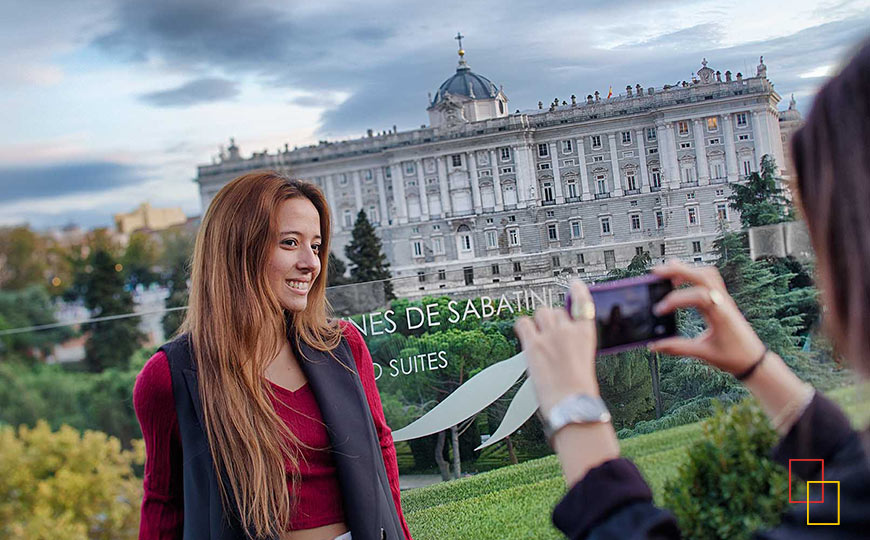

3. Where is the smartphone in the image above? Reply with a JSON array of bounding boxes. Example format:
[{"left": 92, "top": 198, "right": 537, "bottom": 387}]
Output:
[{"left": 566, "top": 274, "right": 677, "bottom": 355}]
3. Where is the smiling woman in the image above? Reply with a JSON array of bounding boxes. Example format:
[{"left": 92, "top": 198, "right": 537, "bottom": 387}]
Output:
[{"left": 133, "top": 170, "right": 412, "bottom": 540}]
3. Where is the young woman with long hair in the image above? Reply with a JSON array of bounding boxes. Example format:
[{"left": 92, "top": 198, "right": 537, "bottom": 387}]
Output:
[
  {"left": 515, "top": 38, "right": 870, "bottom": 539},
  {"left": 134, "top": 171, "right": 412, "bottom": 540}
]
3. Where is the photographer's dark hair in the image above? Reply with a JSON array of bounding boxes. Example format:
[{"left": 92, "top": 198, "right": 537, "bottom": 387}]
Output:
[{"left": 791, "top": 37, "right": 870, "bottom": 374}]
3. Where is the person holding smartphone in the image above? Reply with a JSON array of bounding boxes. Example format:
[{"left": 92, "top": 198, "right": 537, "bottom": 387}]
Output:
[
  {"left": 515, "top": 38, "right": 870, "bottom": 540},
  {"left": 134, "top": 172, "right": 412, "bottom": 540}
]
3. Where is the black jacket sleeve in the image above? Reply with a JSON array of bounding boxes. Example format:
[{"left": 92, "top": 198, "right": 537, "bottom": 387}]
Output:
[{"left": 551, "top": 393, "right": 869, "bottom": 540}]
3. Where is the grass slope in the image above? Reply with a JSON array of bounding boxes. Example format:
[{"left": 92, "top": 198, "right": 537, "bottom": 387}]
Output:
[{"left": 401, "top": 385, "right": 867, "bottom": 540}]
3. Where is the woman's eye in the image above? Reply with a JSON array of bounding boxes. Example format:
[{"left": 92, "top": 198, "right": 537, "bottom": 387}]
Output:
[
  {"left": 282, "top": 238, "right": 297, "bottom": 247},
  {"left": 312, "top": 244, "right": 321, "bottom": 252}
]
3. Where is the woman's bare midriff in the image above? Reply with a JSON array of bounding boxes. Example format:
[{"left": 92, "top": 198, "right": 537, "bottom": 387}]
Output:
[{"left": 280, "top": 522, "right": 349, "bottom": 540}]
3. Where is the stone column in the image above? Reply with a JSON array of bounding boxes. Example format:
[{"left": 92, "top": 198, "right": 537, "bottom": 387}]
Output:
[
  {"left": 391, "top": 163, "right": 408, "bottom": 224},
  {"left": 468, "top": 152, "right": 483, "bottom": 212},
  {"left": 437, "top": 156, "right": 451, "bottom": 216},
  {"left": 692, "top": 119, "right": 710, "bottom": 185},
  {"left": 659, "top": 123, "right": 680, "bottom": 188},
  {"left": 608, "top": 133, "right": 624, "bottom": 196},
  {"left": 374, "top": 168, "right": 389, "bottom": 224},
  {"left": 549, "top": 142, "right": 564, "bottom": 202},
  {"left": 576, "top": 137, "right": 592, "bottom": 201},
  {"left": 415, "top": 159, "right": 429, "bottom": 221},
  {"left": 514, "top": 143, "right": 532, "bottom": 207},
  {"left": 636, "top": 129, "right": 650, "bottom": 192},
  {"left": 323, "top": 174, "right": 337, "bottom": 228},
  {"left": 490, "top": 150, "right": 504, "bottom": 210},
  {"left": 752, "top": 111, "right": 768, "bottom": 167},
  {"left": 721, "top": 114, "right": 739, "bottom": 182},
  {"left": 352, "top": 171, "right": 363, "bottom": 211},
  {"left": 766, "top": 109, "right": 786, "bottom": 172}
]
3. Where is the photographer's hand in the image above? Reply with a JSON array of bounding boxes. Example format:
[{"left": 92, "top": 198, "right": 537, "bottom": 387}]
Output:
[
  {"left": 515, "top": 281, "right": 619, "bottom": 487},
  {"left": 649, "top": 260, "right": 812, "bottom": 433}
]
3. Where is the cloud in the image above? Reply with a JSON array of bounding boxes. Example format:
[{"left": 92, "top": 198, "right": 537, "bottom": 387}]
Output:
[
  {"left": 139, "top": 77, "right": 239, "bottom": 107},
  {"left": 620, "top": 23, "right": 726, "bottom": 51},
  {"left": 0, "top": 161, "right": 145, "bottom": 203}
]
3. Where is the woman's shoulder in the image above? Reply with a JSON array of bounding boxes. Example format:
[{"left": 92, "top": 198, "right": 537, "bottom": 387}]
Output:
[
  {"left": 337, "top": 318, "right": 363, "bottom": 343},
  {"left": 133, "top": 350, "right": 174, "bottom": 410}
]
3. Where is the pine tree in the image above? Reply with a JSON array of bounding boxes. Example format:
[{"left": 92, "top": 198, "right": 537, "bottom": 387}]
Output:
[
  {"left": 78, "top": 249, "right": 144, "bottom": 372},
  {"left": 344, "top": 210, "right": 394, "bottom": 299},
  {"left": 729, "top": 155, "right": 793, "bottom": 228},
  {"left": 327, "top": 252, "right": 350, "bottom": 286},
  {"left": 714, "top": 232, "right": 802, "bottom": 355}
]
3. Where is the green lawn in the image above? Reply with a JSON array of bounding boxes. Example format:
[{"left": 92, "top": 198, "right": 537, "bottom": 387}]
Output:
[{"left": 401, "top": 385, "right": 868, "bottom": 540}]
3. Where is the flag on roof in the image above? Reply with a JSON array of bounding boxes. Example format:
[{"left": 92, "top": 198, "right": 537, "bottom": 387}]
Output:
[{"left": 607, "top": 86, "right": 613, "bottom": 99}]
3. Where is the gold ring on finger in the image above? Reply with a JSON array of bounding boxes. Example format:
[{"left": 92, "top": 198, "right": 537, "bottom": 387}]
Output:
[{"left": 571, "top": 300, "right": 596, "bottom": 321}]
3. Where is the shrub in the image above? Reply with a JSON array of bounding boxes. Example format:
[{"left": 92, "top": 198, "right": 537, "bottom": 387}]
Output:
[
  {"left": 0, "top": 421, "right": 144, "bottom": 539},
  {"left": 663, "top": 400, "right": 792, "bottom": 540}
]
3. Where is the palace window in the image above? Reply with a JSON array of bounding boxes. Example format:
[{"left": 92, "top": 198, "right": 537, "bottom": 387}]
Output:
[
  {"left": 500, "top": 166, "right": 514, "bottom": 174},
  {"left": 571, "top": 220, "right": 582, "bottom": 238},
  {"left": 626, "top": 171, "right": 638, "bottom": 191},
  {"left": 708, "top": 138, "right": 720, "bottom": 145},
  {"left": 706, "top": 117, "right": 719, "bottom": 132},
  {"left": 438, "top": 269, "right": 446, "bottom": 280},
  {"left": 716, "top": 203, "right": 728, "bottom": 221},
  {"left": 451, "top": 154, "right": 462, "bottom": 167},
  {"left": 687, "top": 206, "right": 699, "bottom": 225},
  {"left": 646, "top": 127, "right": 657, "bottom": 142},
  {"left": 412, "top": 241, "right": 423, "bottom": 257},
  {"left": 630, "top": 213, "right": 642, "bottom": 231},
  {"left": 492, "top": 264, "right": 500, "bottom": 275},
  {"left": 552, "top": 255, "right": 561, "bottom": 268},
  {"left": 736, "top": 112, "right": 748, "bottom": 127},
  {"left": 508, "top": 228, "right": 520, "bottom": 246},
  {"left": 343, "top": 209, "right": 353, "bottom": 228},
  {"left": 538, "top": 162, "right": 551, "bottom": 170},
  {"left": 596, "top": 175, "right": 607, "bottom": 194},
  {"left": 651, "top": 168, "right": 662, "bottom": 188},
  {"left": 692, "top": 240, "right": 702, "bottom": 253},
  {"left": 577, "top": 252, "right": 586, "bottom": 265},
  {"left": 405, "top": 162, "right": 416, "bottom": 175},
  {"left": 678, "top": 121, "right": 689, "bottom": 135},
  {"left": 500, "top": 147, "right": 511, "bottom": 161},
  {"left": 680, "top": 142, "right": 692, "bottom": 149},
  {"left": 655, "top": 210, "right": 664, "bottom": 228},
  {"left": 538, "top": 143, "right": 549, "bottom": 157},
  {"left": 364, "top": 170, "right": 373, "bottom": 181},
  {"left": 621, "top": 131, "right": 632, "bottom": 144},
  {"left": 591, "top": 135, "right": 602, "bottom": 149},
  {"left": 562, "top": 140, "right": 573, "bottom": 153},
  {"left": 513, "top": 261, "right": 522, "bottom": 273},
  {"left": 547, "top": 223, "right": 558, "bottom": 241},
  {"left": 543, "top": 182, "right": 555, "bottom": 202},
  {"left": 417, "top": 270, "right": 425, "bottom": 283},
  {"left": 339, "top": 173, "right": 348, "bottom": 185},
  {"left": 742, "top": 159, "right": 753, "bottom": 177},
  {"left": 432, "top": 237, "right": 444, "bottom": 254},
  {"left": 600, "top": 217, "right": 612, "bottom": 235},
  {"left": 485, "top": 230, "right": 498, "bottom": 249},
  {"left": 738, "top": 134, "right": 750, "bottom": 141},
  {"left": 567, "top": 181, "right": 578, "bottom": 199}
]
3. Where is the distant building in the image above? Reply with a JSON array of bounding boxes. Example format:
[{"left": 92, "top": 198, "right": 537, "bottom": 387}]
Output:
[
  {"left": 114, "top": 202, "right": 187, "bottom": 235},
  {"left": 196, "top": 45, "right": 800, "bottom": 301}
]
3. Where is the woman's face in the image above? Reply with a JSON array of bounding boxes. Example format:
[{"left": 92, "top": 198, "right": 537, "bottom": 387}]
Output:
[{"left": 267, "top": 197, "right": 322, "bottom": 312}]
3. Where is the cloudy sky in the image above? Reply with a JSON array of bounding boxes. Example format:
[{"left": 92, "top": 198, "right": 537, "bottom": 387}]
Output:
[{"left": 2, "top": 0, "right": 868, "bottom": 229}]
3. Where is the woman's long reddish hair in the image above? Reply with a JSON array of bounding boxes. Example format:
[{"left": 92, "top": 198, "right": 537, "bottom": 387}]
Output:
[
  {"left": 180, "top": 170, "right": 342, "bottom": 537},
  {"left": 791, "top": 38, "right": 870, "bottom": 374}
]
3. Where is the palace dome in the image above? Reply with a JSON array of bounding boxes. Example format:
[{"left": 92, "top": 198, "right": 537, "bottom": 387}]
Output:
[{"left": 430, "top": 61, "right": 500, "bottom": 106}]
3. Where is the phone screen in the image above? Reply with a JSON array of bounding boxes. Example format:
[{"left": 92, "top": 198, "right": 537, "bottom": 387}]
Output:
[{"left": 574, "top": 275, "right": 677, "bottom": 355}]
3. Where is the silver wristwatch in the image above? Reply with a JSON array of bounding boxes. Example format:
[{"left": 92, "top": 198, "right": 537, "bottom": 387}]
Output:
[{"left": 542, "top": 394, "right": 611, "bottom": 441}]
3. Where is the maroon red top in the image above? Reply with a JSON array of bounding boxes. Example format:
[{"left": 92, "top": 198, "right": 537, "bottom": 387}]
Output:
[{"left": 133, "top": 321, "right": 412, "bottom": 539}]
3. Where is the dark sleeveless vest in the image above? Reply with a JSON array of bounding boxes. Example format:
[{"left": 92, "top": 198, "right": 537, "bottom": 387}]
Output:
[{"left": 159, "top": 332, "right": 404, "bottom": 540}]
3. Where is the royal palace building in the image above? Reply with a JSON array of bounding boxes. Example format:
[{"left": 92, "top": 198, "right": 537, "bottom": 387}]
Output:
[{"left": 196, "top": 45, "right": 800, "bottom": 301}]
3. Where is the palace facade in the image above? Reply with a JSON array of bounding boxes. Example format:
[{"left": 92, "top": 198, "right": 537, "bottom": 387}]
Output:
[{"left": 196, "top": 48, "right": 799, "bottom": 301}]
